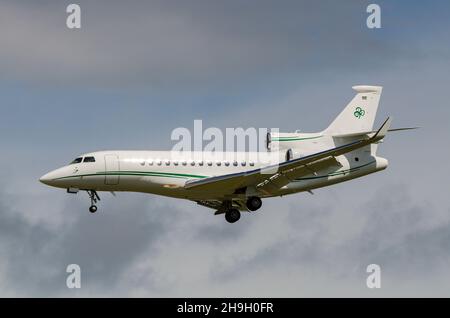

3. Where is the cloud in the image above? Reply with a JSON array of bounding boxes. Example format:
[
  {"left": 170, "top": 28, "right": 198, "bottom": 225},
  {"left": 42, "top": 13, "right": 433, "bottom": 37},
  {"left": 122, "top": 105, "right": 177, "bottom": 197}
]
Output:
[
  {"left": 0, "top": 0, "right": 406, "bottom": 89},
  {"left": 180, "top": 184, "right": 450, "bottom": 297},
  {"left": 0, "top": 191, "right": 181, "bottom": 296},
  {"left": 1, "top": 168, "right": 450, "bottom": 297}
]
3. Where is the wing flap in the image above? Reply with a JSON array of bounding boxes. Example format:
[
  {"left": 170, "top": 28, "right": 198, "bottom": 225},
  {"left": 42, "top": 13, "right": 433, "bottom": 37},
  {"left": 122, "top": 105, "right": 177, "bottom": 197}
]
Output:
[{"left": 256, "top": 156, "right": 341, "bottom": 195}]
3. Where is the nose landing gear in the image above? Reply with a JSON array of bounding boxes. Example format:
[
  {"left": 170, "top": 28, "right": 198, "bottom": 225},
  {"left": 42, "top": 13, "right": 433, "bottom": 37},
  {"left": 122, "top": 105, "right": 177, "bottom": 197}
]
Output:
[{"left": 87, "top": 190, "right": 100, "bottom": 213}]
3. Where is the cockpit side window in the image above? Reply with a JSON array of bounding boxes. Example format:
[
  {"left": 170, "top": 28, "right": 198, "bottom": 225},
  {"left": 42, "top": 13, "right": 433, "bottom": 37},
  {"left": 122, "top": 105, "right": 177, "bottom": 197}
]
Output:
[
  {"left": 70, "top": 157, "right": 83, "bottom": 164},
  {"left": 83, "top": 156, "right": 96, "bottom": 163}
]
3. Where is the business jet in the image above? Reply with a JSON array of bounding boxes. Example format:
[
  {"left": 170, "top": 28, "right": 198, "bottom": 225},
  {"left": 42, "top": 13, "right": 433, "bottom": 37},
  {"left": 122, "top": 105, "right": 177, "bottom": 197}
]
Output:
[{"left": 40, "top": 85, "right": 413, "bottom": 223}]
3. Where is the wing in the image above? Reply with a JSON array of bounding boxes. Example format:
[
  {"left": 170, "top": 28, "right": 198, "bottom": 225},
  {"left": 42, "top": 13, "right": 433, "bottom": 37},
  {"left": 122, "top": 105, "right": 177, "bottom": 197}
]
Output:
[{"left": 185, "top": 117, "right": 392, "bottom": 195}]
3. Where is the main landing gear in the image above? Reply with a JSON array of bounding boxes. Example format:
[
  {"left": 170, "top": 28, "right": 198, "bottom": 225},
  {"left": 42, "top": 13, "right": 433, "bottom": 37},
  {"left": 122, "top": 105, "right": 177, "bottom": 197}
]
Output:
[
  {"left": 87, "top": 190, "right": 100, "bottom": 213},
  {"left": 225, "top": 209, "right": 241, "bottom": 223},
  {"left": 221, "top": 197, "right": 263, "bottom": 223},
  {"left": 246, "top": 196, "right": 262, "bottom": 212}
]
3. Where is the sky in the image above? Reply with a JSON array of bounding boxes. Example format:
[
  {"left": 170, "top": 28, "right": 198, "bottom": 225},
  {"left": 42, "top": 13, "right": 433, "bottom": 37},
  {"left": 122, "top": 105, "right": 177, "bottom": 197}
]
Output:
[{"left": 0, "top": 0, "right": 450, "bottom": 297}]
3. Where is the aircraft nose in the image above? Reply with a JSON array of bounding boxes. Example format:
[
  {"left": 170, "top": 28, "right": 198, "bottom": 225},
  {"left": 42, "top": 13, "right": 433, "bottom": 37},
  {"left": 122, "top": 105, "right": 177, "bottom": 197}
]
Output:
[
  {"left": 39, "top": 166, "right": 71, "bottom": 188},
  {"left": 39, "top": 172, "right": 53, "bottom": 185}
]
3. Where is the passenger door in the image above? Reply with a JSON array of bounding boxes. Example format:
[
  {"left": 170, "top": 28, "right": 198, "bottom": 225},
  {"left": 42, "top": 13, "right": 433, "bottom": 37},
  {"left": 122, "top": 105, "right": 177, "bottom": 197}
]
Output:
[{"left": 104, "top": 154, "right": 120, "bottom": 185}]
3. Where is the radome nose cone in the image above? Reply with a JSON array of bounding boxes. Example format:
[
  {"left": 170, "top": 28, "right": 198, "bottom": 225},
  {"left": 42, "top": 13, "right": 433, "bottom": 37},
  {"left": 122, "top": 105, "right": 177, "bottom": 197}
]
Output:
[{"left": 39, "top": 173, "right": 52, "bottom": 185}]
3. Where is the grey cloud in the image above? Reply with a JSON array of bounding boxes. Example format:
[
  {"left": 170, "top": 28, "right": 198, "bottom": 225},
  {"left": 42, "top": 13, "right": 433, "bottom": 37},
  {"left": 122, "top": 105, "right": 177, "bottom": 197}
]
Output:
[
  {"left": 196, "top": 184, "right": 450, "bottom": 296},
  {"left": 194, "top": 215, "right": 251, "bottom": 243},
  {"left": 0, "top": 0, "right": 406, "bottom": 88},
  {"left": 1, "top": 176, "right": 449, "bottom": 297},
  {"left": 0, "top": 191, "right": 180, "bottom": 296},
  {"left": 351, "top": 186, "right": 450, "bottom": 279}
]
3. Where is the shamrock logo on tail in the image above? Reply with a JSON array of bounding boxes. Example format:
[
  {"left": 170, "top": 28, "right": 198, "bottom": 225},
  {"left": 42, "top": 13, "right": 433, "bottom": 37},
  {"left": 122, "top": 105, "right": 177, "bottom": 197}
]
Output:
[{"left": 354, "top": 107, "right": 365, "bottom": 119}]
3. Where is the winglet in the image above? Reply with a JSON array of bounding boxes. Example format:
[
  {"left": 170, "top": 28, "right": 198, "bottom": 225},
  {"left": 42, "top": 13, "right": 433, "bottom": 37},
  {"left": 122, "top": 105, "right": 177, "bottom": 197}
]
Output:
[{"left": 371, "top": 117, "right": 392, "bottom": 141}]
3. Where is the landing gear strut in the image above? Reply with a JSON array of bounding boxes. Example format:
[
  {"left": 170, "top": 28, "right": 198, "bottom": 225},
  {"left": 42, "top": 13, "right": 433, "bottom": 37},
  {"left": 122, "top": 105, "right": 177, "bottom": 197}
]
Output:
[
  {"left": 213, "top": 201, "right": 244, "bottom": 223},
  {"left": 87, "top": 190, "right": 100, "bottom": 213}
]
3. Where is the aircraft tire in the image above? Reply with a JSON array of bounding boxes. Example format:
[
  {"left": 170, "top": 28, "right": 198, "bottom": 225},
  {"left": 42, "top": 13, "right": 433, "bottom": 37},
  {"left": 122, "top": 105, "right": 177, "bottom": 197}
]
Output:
[
  {"left": 246, "top": 196, "right": 262, "bottom": 211},
  {"left": 225, "top": 209, "right": 241, "bottom": 223}
]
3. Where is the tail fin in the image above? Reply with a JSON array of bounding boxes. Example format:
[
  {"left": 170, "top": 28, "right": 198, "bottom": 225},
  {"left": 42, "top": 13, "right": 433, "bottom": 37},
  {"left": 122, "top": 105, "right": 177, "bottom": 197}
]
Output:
[{"left": 324, "top": 85, "right": 383, "bottom": 135}]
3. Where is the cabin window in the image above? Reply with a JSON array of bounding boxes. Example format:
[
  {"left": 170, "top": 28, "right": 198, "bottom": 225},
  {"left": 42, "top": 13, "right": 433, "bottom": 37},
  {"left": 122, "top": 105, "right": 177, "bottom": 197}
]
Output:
[
  {"left": 83, "top": 156, "right": 95, "bottom": 163},
  {"left": 207, "top": 161, "right": 212, "bottom": 166},
  {"left": 182, "top": 161, "right": 187, "bottom": 166},
  {"left": 148, "top": 160, "right": 154, "bottom": 166},
  {"left": 156, "top": 160, "right": 162, "bottom": 166},
  {"left": 190, "top": 161, "right": 195, "bottom": 166},
  {"left": 249, "top": 161, "right": 255, "bottom": 166},
  {"left": 173, "top": 161, "right": 178, "bottom": 166},
  {"left": 233, "top": 161, "right": 238, "bottom": 166},
  {"left": 216, "top": 162, "right": 221, "bottom": 166},
  {"left": 224, "top": 161, "right": 230, "bottom": 167},
  {"left": 198, "top": 161, "right": 204, "bottom": 166},
  {"left": 241, "top": 162, "right": 246, "bottom": 166},
  {"left": 70, "top": 157, "right": 83, "bottom": 164},
  {"left": 165, "top": 160, "right": 170, "bottom": 166}
]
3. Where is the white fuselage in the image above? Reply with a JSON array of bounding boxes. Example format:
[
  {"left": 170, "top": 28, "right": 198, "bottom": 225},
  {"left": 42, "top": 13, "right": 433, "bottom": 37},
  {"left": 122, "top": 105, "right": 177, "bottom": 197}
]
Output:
[{"left": 40, "top": 139, "right": 388, "bottom": 202}]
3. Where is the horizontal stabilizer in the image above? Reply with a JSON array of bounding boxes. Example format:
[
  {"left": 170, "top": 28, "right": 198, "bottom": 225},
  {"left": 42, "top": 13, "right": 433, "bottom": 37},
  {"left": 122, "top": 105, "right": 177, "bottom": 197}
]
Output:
[
  {"left": 372, "top": 117, "right": 392, "bottom": 140},
  {"left": 332, "top": 125, "right": 418, "bottom": 138}
]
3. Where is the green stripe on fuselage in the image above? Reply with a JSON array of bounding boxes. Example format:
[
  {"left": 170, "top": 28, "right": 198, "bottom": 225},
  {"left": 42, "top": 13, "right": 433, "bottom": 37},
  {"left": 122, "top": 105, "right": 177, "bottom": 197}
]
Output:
[
  {"left": 272, "top": 135, "right": 323, "bottom": 142},
  {"left": 54, "top": 171, "right": 208, "bottom": 180}
]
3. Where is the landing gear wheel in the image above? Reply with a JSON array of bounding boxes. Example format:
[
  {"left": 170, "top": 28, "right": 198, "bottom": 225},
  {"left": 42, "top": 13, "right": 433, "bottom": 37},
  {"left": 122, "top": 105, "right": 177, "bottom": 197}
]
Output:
[
  {"left": 225, "top": 209, "right": 241, "bottom": 223},
  {"left": 86, "top": 190, "right": 100, "bottom": 214},
  {"left": 246, "top": 196, "right": 262, "bottom": 211}
]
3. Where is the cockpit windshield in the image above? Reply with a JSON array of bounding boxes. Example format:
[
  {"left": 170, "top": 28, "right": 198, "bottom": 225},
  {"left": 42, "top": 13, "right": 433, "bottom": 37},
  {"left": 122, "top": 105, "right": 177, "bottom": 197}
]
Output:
[
  {"left": 70, "top": 157, "right": 83, "bottom": 164},
  {"left": 83, "top": 156, "right": 95, "bottom": 162}
]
